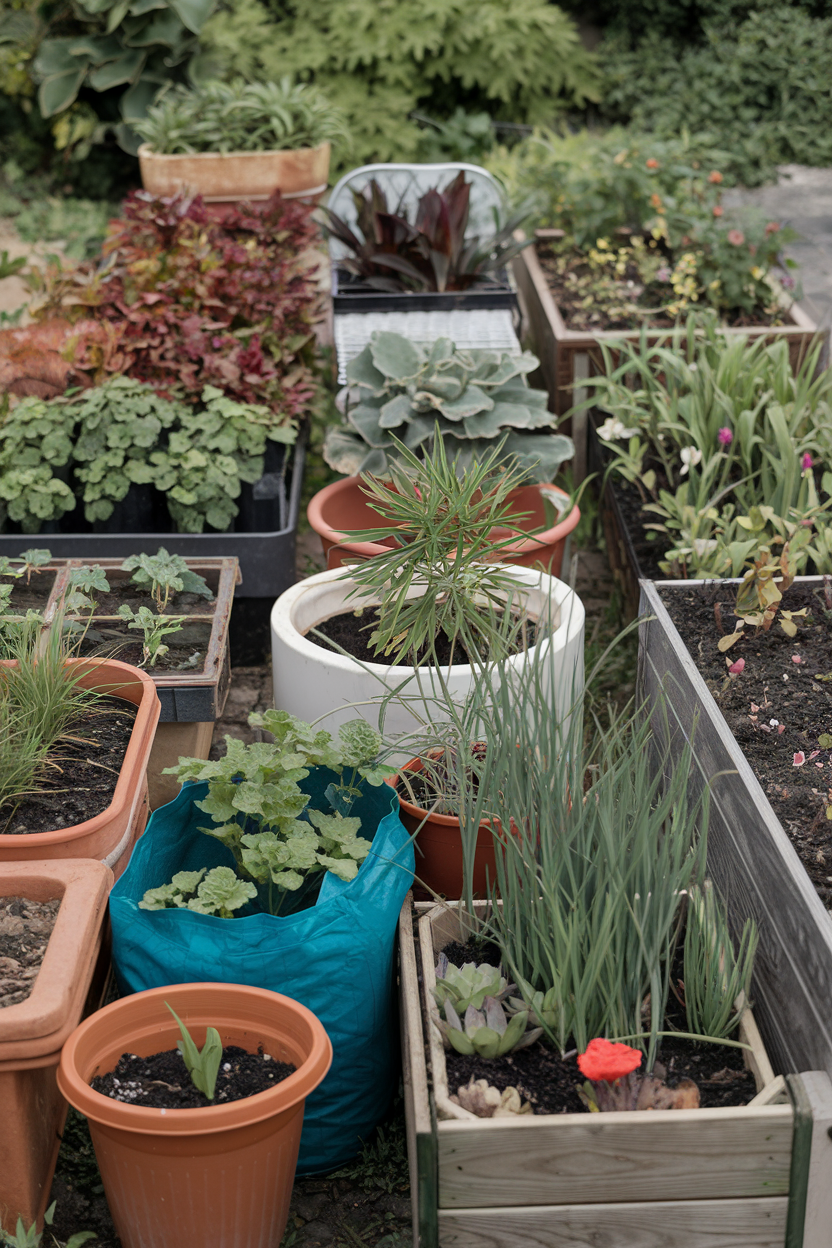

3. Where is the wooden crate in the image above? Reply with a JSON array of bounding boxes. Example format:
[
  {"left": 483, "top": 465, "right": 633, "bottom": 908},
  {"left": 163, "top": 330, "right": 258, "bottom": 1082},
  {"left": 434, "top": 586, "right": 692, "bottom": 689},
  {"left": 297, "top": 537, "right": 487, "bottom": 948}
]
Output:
[
  {"left": 399, "top": 897, "right": 832, "bottom": 1247},
  {"left": 512, "top": 234, "right": 824, "bottom": 483},
  {"left": 638, "top": 578, "right": 832, "bottom": 1082}
]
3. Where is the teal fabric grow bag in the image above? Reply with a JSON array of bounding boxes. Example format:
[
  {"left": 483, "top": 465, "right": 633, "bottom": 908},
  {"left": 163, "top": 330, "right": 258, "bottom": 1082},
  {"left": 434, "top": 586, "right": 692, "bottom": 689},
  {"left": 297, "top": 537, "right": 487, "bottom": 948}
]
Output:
[{"left": 109, "top": 772, "right": 413, "bottom": 1174}]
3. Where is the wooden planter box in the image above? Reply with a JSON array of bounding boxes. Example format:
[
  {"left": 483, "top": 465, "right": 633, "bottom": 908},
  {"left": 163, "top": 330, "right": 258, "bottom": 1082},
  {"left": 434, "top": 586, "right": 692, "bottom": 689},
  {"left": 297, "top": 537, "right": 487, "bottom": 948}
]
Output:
[
  {"left": 399, "top": 898, "right": 832, "bottom": 1247},
  {"left": 638, "top": 578, "right": 832, "bottom": 1086},
  {"left": 512, "top": 232, "right": 824, "bottom": 481}
]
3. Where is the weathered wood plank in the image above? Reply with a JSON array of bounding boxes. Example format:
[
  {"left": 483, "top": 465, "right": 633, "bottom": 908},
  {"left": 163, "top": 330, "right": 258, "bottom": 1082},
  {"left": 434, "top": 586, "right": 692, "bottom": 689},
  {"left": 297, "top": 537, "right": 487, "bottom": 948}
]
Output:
[
  {"left": 436, "top": 1197, "right": 789, "bottom": 1248},
  {"left": 638, "top": 580, "right": 832, "bottom": 1078},
  {"left": 436, "top": 1108, "right": 793, "bottom": 1208},
  {"left": 399, "top": 897, "right": 438, "bottom": 1248},
  {"left": 791, "top": 1071, "right": 832, "bottom": 1248}
]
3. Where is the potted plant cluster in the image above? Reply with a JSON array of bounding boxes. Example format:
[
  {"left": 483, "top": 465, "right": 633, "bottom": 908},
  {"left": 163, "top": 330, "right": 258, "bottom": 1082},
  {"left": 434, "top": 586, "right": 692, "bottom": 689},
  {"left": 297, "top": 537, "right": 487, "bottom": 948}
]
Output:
[
  {"left": 495, "top": 130, "right": 820, "bottom": 418},
  {"left": 309, "top": 331, "right": 580, "bottom": 576},
  {"left": 396, "top": 633, "right": 828, "bottom": 1245},
  {"left": 135, "top": 77, "right": 349, "bottom": 212},
  {"left": 273, "top": 434, "right": 585, "bottom": 747}
]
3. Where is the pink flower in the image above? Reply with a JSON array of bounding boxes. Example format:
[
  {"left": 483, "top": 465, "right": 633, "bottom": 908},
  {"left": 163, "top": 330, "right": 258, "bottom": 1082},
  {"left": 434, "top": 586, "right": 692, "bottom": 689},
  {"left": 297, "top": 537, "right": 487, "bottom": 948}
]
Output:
[
  {"left": 727, "top": 229, "right": 745, "bottom": 246},
  {"left": 765, "top": 221, "right": 781, "bottom": 236},
  {"left": 778, "top": 725, "right": 785, "bottom": 734},
  {"left": 794, "top": 752, "right": 806, "bottom": 767},
  {"left": 728, "top": 657, "right": 745, "bottom": 674},
  {"left": 718, "top": 427, "right": 733, "bottom": 446},
  {"left": 781, "top": 274, "right": 796, "bottom": 290},
  {"left": 656, "top": 266, "right": 671, "bottom": 282},
  {"left": 792, "top": 654, "right": 803, "bottom": 664},
  {"left": 802, "top": 453, "right": 813, "bottom": 471}
]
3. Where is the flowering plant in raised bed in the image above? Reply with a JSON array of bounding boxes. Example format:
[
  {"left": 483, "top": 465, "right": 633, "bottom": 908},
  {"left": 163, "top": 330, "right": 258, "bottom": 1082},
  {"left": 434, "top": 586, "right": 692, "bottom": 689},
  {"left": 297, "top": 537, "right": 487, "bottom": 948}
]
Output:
[{"left": 25, "top": 191, "right": 322, "bottom": 418}]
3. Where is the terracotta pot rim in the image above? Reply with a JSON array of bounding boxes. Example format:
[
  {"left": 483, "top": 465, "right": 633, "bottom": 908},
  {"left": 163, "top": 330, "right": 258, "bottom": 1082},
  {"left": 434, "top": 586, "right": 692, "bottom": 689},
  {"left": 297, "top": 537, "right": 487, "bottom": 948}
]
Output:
[
  {"left": 0, "top": 658, "right": 158, "bottom": 848},
  {"left": 307, "top": 477, "right": 580, "bottom": 559},
  {"left": 57, "top": 983, "right": 332, "bottom": 1136},
  {"left": 137, "top": 141, "right": 331, "bottom": 162}
]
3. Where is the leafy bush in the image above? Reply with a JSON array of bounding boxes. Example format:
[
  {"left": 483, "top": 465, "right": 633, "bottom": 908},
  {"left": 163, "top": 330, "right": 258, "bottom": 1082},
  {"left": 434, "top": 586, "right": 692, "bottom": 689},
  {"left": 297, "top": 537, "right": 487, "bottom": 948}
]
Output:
[
  {"left": 0, "top": 377, "right": 297, "bottom": 533},
  {"left": 598, "top": 9, "right": 832, "bottom": 185},
  {"left": 134, "top": 76, "right": 348, "bottom": 154},
  {"left": 28, "top": 190, "right": 321, "bottom": 417},
  {"left": 325, "top": 332, "right": 573, "bottom": 480},
  {"left": 195, "top": 0, "right": 601, "bottom": 170}
]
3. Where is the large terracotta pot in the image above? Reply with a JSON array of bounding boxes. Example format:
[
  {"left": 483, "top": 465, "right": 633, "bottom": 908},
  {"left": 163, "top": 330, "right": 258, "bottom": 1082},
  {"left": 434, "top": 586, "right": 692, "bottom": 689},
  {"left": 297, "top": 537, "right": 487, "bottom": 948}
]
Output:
[
  {"left": 58, "top": 983, "right": 332, "bottom": 1248},
  {"left": 0, "top": 858, "right": 113, "bottom": 1228},
  {"left": 397, "top": 754, "right": 500, "bottom": 901},
  {"left": 307, "top": 476, "right": 580, "bottom": 576},
  {"left": 0, "top": 659, "right": 160, "bottom": 870},
  {"left": 138, "top": 142, "right": 331, "bottom": 207}
]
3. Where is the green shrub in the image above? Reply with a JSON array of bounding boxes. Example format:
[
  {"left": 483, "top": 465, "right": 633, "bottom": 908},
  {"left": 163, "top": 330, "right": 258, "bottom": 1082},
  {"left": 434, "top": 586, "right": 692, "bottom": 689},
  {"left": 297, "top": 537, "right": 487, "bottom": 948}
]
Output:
[
  {"left": 195, "top": 0, "right": 601, "bottom": 170},
  {"left": 598, "top": 8, "right": 832, "bottom": 185}
]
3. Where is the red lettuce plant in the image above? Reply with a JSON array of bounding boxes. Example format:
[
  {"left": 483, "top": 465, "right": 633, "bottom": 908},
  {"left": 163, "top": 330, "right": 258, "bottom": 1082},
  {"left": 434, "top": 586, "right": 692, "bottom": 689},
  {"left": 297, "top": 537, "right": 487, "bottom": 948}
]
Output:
[{"left": 28, "top": 192, "right": 323, "bottom": 422}]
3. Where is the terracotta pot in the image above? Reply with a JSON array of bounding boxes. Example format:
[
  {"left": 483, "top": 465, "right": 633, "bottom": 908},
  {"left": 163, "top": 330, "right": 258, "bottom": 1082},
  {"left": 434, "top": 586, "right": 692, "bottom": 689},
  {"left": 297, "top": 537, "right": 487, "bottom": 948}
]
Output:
[
  {"left": 138, "top": 142, "right": 331, "bottom": 208},
  {"left": 57, "top": 983, "right": 333, "bottom": 1248},
  {"left": 0, "top": 858, "right": 113, "bottom": 1229},
  {"left": 0, "top": 659, "right": 160, "bottom": 867},
  {"left": 307, "top": 476, "right": 580, "bottom": 576},
  {"left": 397, "top": 755, "right": 504, "bottom": 901}
]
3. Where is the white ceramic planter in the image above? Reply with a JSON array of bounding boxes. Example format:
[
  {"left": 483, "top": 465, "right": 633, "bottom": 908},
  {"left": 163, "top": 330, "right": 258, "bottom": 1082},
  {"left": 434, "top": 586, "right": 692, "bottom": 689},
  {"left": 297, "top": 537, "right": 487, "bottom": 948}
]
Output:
[{"left": 270, "top": 567, "right": 584, "bottom": 756}]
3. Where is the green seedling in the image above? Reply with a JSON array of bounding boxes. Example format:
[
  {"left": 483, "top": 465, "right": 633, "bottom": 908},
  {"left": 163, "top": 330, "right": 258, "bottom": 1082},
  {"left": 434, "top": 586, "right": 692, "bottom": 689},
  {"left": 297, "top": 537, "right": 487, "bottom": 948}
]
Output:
[
  {"left": 0, "top": 1198, "right": 95, "bottom": 1246},
  {"left": 165, "top": 1002, "right": 223, "bottom": 1100},
  {"left": 117, "top": 603, "right": 187, "bottom": 666},
  {"left": 122, "top": 548, "right": 211, "bottom": 614},
  {"left": 64, "top": 565, "right": 111, "bottom": 613}
]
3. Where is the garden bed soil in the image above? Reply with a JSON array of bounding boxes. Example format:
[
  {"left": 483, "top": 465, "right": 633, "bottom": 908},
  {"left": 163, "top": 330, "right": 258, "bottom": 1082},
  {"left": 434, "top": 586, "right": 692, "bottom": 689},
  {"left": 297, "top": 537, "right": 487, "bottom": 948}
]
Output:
[
  {"left": 91, "top": 1045, "right": 295, "bottom": 1109},
  {"left": 441, "top": 937, "right": 757, "bottom": 1115},
  {"left": 0, "top": 895, "right": 61, "bottom": 1006},
  {"left": 536, "top": 240, "right": 789, "bottom": 334},
  {"left": 311, "top": 607, "right": 538, "bottom": 668},
  {"left": 0, "top": 696, "right": 138, "bottom": 834},
  {"left": 2, "top": 568, "right": 58, "bottom": 612},
  {"left": 77, "top": 621, "right": 212, "bottom": 673},
  {"left": 73, "top": 569, "right": 218, "bottom": 619},
  {"left": 659, "top": 581, "right": 832, "bottom": 907}
]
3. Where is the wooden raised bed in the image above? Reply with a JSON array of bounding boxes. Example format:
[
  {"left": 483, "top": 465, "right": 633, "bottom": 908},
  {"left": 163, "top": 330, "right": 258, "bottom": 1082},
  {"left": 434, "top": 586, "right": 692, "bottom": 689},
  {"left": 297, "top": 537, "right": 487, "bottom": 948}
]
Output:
[
  {"left": 638, "top": 577, "right": 832, "bottom": 1086},
  {"left": 512, "top": 231, "right": 824, "bottom": 482},
  {"left": 398, "top": 897, "right": 832, "bottom": 1248}
]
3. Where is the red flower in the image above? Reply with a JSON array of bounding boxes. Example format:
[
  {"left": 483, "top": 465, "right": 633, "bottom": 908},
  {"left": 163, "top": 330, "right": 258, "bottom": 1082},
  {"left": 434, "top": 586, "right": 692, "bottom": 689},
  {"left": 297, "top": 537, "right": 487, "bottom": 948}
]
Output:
[
  {"left": 646, "top": 158, "right": 659, "bottom": 169},
  {"left": 578, "top": 1038, "right": 643, "bottom": 1083},
  {"left": 713, "top": 205, "right": 724, "bottom": 218},
  {"left": 650, "top": 193, "right": 662, "bottom": 208},
  {"left": 708, "top": 171, "right": 723, "bottom": 184},
  {"left": 765, "top": 221, "right": 781, "bottom": 236},
  {"left": 727, "top": 229, "right": 745, "bottom": 246}
]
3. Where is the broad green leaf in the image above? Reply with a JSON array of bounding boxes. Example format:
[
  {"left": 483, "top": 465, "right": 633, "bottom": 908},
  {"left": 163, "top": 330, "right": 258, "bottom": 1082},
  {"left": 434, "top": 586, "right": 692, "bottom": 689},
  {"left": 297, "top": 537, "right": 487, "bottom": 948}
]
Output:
[
  {"left": 38, "top": 69, "right": 86, "bottom": 117},
  {"left": 169, "top": 0, "right": 216, "bottom": 33},
  {"left": 89, "top": 48, "right": 146, "bottom": 90}
]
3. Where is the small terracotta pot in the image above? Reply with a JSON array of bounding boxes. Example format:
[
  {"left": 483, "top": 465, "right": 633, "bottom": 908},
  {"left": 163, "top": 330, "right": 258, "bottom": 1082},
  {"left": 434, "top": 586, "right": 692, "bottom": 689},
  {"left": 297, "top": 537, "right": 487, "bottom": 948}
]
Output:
[
  {"left": 307, "top": 477, "right": 580, "bottom": 576},
  {"left": 0, "top": 858, "right": 113, "bottom": 1229},
  {"left": 0, "top": 659, "right": 160, "bottom": 867},
  {"left": 138, "top": 142, "right": 331, "bottom": 210},
  {"left": 397, "top": 756, "right": 503, "bottom": 901},
  {"left": 58, "top": 983, "right": 333, "bottom": 1248}
]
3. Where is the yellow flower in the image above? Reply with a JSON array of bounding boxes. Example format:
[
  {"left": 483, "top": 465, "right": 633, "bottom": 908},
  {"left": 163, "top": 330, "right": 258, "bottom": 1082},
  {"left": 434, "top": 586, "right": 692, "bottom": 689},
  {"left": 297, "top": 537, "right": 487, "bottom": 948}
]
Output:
[
  {"left": 750, "top": 266, "right": 764, "bottom": 280},
  {"left": 596, "top": 238, "right": 610, "bottom": 250},
  {"left": 709, "top": 279, "right": 720, "bottom": 290}
]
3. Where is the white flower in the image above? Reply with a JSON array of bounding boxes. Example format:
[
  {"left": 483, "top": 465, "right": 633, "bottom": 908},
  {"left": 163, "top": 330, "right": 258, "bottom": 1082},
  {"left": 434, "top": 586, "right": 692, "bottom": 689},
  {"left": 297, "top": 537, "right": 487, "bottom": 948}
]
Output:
[
  {"left": 679, "top": 446, "right": 703, "bottom": 475},
  {"left": 597, "top": 417, "right": 638, "bottom": 441},
  {"left": 691, "top": 538, "right": 717, "bottom": 557}
]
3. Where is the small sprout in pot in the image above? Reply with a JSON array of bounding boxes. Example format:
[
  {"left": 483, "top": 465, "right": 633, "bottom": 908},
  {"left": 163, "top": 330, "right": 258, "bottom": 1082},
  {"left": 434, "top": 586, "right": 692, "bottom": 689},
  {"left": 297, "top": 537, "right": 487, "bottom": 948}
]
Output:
[
  {"left": 117, "top": 603, "right": 188, "bottom": 667},
  {"left": 122, "top": 548, "right": 212, "bottom": 614},
  {"left": 165, "top": 1002, "right": 223, "bottom": 1101}
]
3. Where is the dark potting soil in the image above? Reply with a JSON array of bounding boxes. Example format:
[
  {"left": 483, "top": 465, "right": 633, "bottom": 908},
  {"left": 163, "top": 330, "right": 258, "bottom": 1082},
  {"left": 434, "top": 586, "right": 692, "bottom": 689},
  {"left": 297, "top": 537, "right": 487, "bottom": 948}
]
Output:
[
  {"left": 2, "top": 568, "right": 57, "bottom": 612},
  {"left": 0, "top": 895, "right": 61, "bottom": 1007},
  {"left": 77, "top": 570, "right": 218, "bottom": 619},
  {"left": 0, "top": 697, "right": 137, "bottom": 835},
  {"left": 77, "top": 620, "right": 211, "bottom": 673},
  {"left": 440, "top": 938, "right": 758, "bottom": 1115},
  {"left": 660, "top": 580, "right": 832, "bottom": 907},
  {"left": 609, "top": 478, "right": 669, "bottom": 581},
  {"left": 536, "top": 241, "right": 787, "bottom": 334},
  {"left": 91, "top": 1045, "right": 296, "bottom": 1109},
  {"left": 311, "top": 606, "right": 538, "bottom": 668}
]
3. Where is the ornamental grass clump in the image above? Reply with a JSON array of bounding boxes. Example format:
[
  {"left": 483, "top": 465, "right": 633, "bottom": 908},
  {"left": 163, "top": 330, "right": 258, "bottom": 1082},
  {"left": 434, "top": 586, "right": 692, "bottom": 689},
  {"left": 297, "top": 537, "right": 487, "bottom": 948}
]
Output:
[
  {"left": 145, "top": 711, "right": 396, "bottom": 916},
  {"left": 335, "top": 432, "right": 551, "bottom": 670},
  {"left": 323, "top": 330, "right": 573, "bottom": 480}
]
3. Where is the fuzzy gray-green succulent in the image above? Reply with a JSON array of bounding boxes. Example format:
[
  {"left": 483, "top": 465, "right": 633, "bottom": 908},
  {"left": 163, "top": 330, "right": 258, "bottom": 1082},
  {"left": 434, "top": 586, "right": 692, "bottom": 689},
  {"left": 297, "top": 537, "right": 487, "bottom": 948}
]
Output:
[
  {"left": 506, "top": 976, "right": 561, "bottom": 1033},
  {"left": 323, "top": 332, "right": 574, "bottom": 481},
  {"left": 435, "top": 997, "right": 543, "bottom": 1059},
  {"left": 432, "top": 954, "right": 511, "bottom": 1013}
]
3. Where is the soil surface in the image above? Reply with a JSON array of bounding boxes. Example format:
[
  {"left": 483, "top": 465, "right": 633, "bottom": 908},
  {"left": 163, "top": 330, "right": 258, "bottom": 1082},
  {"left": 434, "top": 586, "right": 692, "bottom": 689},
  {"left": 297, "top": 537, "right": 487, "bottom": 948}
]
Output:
[
  {"left": 609, "top": 479, "right": 668, "bottom": 580},
  {"left": 536, "top": 240, "right": 788, "bottom": 333},
  {"left": 0, "top": 895, "right": 61, "bottom": 1006},
  {"left": 2, "top": 568, "right": 57, "bottom": 612},
  {"left": 312, "top": 606, "right": 538, "bottom": 668},
  {"left": 91, "top": 1044, "right": 295, "bottom": 1109},
  {"left": 0, "top": 696, "right": 137, "bottom": 835},
  {"left": 78, "top": 577, "right": 217, "bottom": 618},
  {"left": 660, "top": 580, "right": 832, "bottom": 907},
  {"left": 77, "top": 620, "right": 211, "bottom": 673}
]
